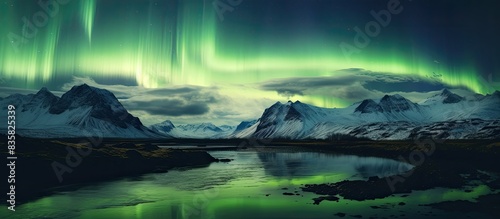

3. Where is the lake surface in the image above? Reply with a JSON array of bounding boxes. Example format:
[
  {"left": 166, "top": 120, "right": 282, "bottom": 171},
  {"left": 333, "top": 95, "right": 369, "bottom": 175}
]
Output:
[{"left": 3, "top": 148, "right": 494, "bottom": 218}]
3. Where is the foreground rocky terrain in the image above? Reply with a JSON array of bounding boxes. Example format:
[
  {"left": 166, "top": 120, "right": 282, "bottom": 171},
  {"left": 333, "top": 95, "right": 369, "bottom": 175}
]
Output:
[{"left": 0, "top": 135, "right": 217, "bottom": 203}]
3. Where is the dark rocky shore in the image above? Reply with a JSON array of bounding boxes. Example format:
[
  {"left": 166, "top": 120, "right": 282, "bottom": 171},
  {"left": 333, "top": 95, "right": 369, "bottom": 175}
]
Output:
[
  {"left": 295, "top": 140, "right": 500, "bottom": 217},
  {"left": 1, "top": 135, "right": 217, "bottom": 204}
]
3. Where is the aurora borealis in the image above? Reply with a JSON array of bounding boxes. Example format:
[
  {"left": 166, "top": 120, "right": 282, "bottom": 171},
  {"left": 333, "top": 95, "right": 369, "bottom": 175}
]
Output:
[{"left": 1, "top": 0, "right": 499, "bottom": 125}]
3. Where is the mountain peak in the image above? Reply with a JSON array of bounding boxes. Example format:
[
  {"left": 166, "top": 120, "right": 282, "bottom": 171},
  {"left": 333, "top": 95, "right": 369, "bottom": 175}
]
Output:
[
  {"left": 34, "top": 87, "right": 56, "bottom": 98},
  {"left": 37, "top": 87, "right": 51, "bottom": 94},
  {"left": 79, "top": 83, "right": 91, "bottom": 89},
  {"left": 358, "top": 95, "right": 416, "bottom": 113},
  {"left": 234, "top": 120, "right": 258, "bottom": 133},
  {"left": 160, "top": 120, "right": 175, "bottom": 127},
  {"left": 440, "top": 89, "right": 464, "bottom": 104},
  {"left": 378, "top": 94, "right": 417, "bottom": 112},
  {"left": 355, "top": 99, "right": 381, "bottom": 113},
  {"left": 380, "top": 94, "right": 405, "bottom": 103},
  {"left": 271, "top": 101, "right": 283, "bottom": 107},
  {"left": 151, "top": 120, "right": 176, "bottom": 133},
  {"left": 393, "top": 94, "right": 404, "bottom": 99},
  {"left": 486, "top": 90, "right": 500, "bottom": 99},
  {"left": 20, "top": 87, "right": 59, "bottom": 110},
  {"left": 70, "top": 83, "right": 97, "bottom": 94},
  {"left": 200, "top": 122, "right": 216, "bottom": 127},
  {"left": 178, "top": 123, "right": 223, "bottom": 132},
  {"left": 441, "top": 88, "right": 452, "bottom": 95},
  {"left": 48, "top": 84, "right": 142, "bottom": 129},
  {"left": 0, "top": 85, "right": 160, "bottom": 138}
]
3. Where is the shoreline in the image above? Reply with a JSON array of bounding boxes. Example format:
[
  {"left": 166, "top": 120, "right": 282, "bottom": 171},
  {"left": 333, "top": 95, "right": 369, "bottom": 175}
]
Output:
[
  {"left": 294, "top": 140, "right": 500, "bottom": 217},
  {"left": 0, "top": 135, "right": 218, "bottom": 205},
  {"left": 2, "top": 136, "right": 499, "bottom": 217}
]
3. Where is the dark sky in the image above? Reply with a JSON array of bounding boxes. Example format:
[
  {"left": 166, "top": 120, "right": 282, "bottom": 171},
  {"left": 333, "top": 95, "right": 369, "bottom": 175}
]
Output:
[{"left": 1, "top": 0, "right": 499, "bottom": 125}]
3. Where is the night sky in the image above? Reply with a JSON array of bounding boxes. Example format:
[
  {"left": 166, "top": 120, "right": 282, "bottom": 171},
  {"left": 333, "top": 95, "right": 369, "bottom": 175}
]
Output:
[{"left": 1, "top": 0, "right": 499, "bottom": 125}]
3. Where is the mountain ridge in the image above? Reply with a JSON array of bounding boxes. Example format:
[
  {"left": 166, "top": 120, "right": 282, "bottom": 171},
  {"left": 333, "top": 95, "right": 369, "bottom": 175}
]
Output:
[
  {"left": 240, "top": 89, "right": 500, "bottom": 140},
  {"left": 0, "top": 84, "right": 164, "bottom": 138},
  {"left": 1, "top": 87, "right": 499, "bottom": 140},
  {"left": 150, "top": 121, "right": 236, "bottom": 139}
]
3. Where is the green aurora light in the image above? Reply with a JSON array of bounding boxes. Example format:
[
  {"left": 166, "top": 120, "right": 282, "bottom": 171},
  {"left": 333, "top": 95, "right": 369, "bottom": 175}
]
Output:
[{"left": 1, "top": 0, "right": 498, "bottom": 108}]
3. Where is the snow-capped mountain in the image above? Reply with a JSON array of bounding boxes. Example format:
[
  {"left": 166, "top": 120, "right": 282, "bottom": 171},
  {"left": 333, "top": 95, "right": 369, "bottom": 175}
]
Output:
[
  {"left": 252, "top": 100, "right": 332, "bottom": 139},
  {"left": 150, "top": 121, "right": 236, "bottom": 139},
  {"left": 0, "top": 84, "right": 164, "bottom": 138},
  {"left": 237, "top": 89, "right": 500, "bottom": 140},
  {"left": 419, "top": 89, "right": 465, "bottom": 105},
  {"left": 4, "top": 86, "right": 497, "bottom": 140},
  {"left": 150, "top": 120, "right": 176, "bottom": 133}
]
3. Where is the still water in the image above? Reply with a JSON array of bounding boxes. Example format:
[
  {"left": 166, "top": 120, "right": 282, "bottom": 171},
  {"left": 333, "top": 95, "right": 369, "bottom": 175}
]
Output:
[{"left": 3, "top": 149, "right": 494, "bottom": 218}]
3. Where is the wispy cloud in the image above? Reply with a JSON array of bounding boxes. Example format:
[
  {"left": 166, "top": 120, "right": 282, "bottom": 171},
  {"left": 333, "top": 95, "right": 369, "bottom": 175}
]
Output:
[
  {"left": 258, "top": 68, "right": 454, "bottom": 102},
  {"left": 61, "top": 77, "right": 272, "bottom": 126}
]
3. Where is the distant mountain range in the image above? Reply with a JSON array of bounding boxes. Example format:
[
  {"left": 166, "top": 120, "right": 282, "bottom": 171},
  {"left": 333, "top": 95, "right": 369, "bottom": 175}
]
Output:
[
  {"left": 1, "top": 85, "right": 499, "bottom": 140},
  {"left": 235, "top": 89, "right": 500, "bottom": 140},
  {"left": 150, "top": 121, "right": 236, "bottom": 139}
]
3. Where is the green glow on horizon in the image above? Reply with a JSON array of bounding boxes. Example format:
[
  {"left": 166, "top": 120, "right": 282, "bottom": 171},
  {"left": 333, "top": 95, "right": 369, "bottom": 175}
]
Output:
[{"left": 1, "top": 0, "right": 498, "bottom": 107}]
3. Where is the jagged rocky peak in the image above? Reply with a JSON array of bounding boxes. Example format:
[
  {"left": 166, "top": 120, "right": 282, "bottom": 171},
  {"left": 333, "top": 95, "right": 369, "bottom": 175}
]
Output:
[
  {"left": 379, "top": 94, "right": 415, "bottom": 112},
  {"left": 66, "top": 83, "right": 116, "bottom": 103},
  {"left": 160, "top": 120, "right": 175, "bottom": 127},
  {"left": 49, "top": 84, "right": 122, "bottom": 113},
  {"left": 284, "top": 100, "right": 305, "bottom": 107},
  {"left": 66, "top": 83, "right": 94, "bottom": 97},
  {"left": 151, "top": 120, "right": 176, "bottom": 133},
  {"left": 34, "top": 87, "right": 58, "bottom": 100},
  {"left": 271, "top": 101, "right": 282, "bottom": 107},
  {"left": 355, "top": 99, "right": 381, "bottom": 113},
  {"left": 203, "top": 123, "right": 223, "bottom": 132},
  {"left": 280, "top": 100, "right": 305, "bottom": 120},
  {"left": 48, "top": 84, "right": 142, "bottom": 128},
  {"left": 284, "top": 104, "right": 302, "bottom": 121},
  {"left": 492, "top": 90, "right": 500, "bottom": 97},
  {"left": 356, "top": 94, "right": 415, "bottom": 113},
  {"left": 178, "top": 123, "right": 223, "bottom": 132},
  {"left": 36, "top": 87, "right": 53, "bottom": 95},
  {"left": 440, "top": 89, "right": 464, "bottom": 104},
  {"left": 20, "top": 87, "right": 59, "bottom": 111},
  {"left": 380, "top": 94, "right": 405, "bottom": 101},
  {"left": 441, "top": 88, "right": 452, "bottom": 95},
  {"left": 234, "top": 120, "right": 258, "bottom": 132}
]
